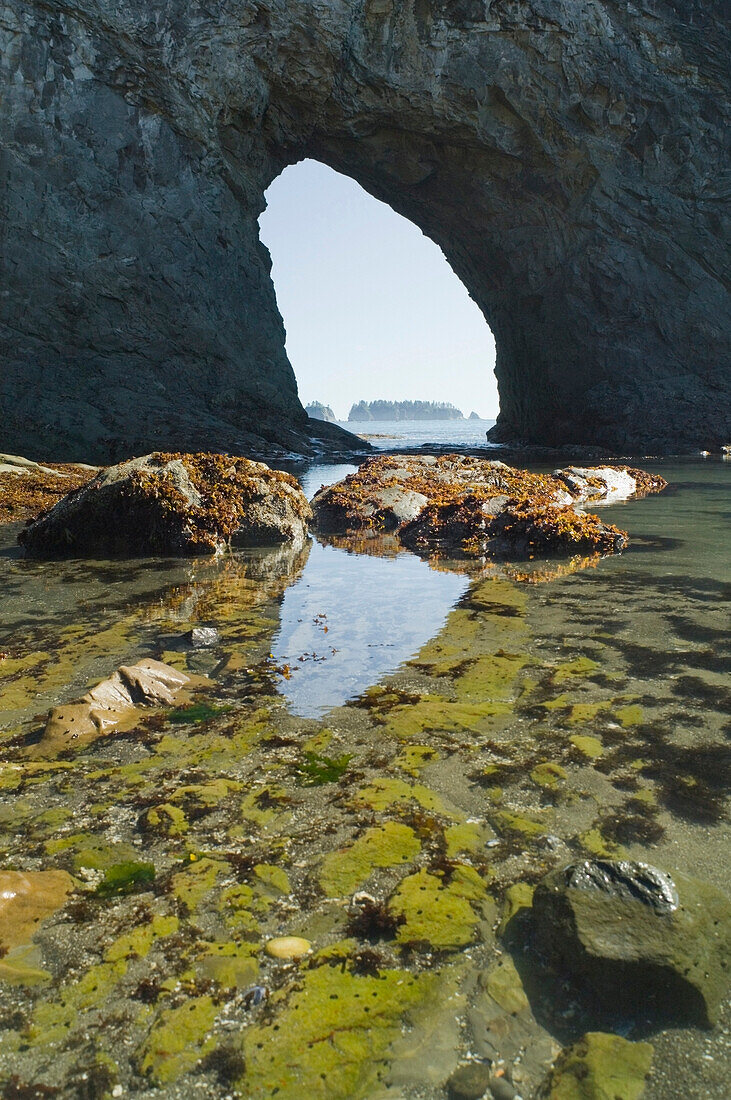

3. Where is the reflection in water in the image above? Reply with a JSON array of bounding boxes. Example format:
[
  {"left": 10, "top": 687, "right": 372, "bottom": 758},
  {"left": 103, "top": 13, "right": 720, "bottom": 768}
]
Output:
[
  {"left": 0, "top": 537, "right": 312, "bottom": 731},
  {"left": 270, "top": 540, "right": 469, "bottom": 717}
]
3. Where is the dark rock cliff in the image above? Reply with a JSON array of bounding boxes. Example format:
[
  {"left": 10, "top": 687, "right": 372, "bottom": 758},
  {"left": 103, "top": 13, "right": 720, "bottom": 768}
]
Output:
[{"left": 2, "top": 1, "right": 729, "bottom": 460}]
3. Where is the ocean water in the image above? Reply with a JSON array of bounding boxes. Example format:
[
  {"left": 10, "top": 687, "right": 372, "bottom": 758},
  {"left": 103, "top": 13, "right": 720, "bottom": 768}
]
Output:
[
  {"left": 343, "top": 416, "right": 497, "bottom": 449},
  {"left": 0, "top": 454, "right": 729, "bottom": 1098}
]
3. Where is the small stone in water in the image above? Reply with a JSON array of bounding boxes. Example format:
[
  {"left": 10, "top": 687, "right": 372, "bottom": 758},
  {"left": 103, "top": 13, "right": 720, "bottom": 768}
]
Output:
[
  {"left": 264, "top": 936, "right": 312, "bottom": 959},
  {"left": 447, "top": 1061, "right": 493, "bottom": 1100},
  {"left": 187, "top": 626, "right": 220, "bottom": 647},
  {"left": 488, "top": 1077, "right": 517, "bottom": 1100}
]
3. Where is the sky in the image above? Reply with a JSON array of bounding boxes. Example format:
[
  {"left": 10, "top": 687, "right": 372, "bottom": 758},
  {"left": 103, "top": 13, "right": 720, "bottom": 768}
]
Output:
[{"left": 258, "top": 160, "right": 498, "bottom": 422}]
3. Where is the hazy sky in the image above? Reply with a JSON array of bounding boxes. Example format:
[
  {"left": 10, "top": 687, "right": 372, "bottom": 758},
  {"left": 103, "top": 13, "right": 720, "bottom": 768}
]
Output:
[{"left": 259, "top": 160, "right": 498, "bottom": 421}]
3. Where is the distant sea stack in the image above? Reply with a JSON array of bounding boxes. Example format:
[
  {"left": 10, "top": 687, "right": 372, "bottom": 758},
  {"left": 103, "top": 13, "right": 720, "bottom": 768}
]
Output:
[
  {"left": 468, "top": 411, "right": 481, "bottom": 420},
  {"left": 349, "top": 401, "right": 463, "bottom": 422},
  {"left": 306, "top": 402, "right": 338, "bottom": 423}
]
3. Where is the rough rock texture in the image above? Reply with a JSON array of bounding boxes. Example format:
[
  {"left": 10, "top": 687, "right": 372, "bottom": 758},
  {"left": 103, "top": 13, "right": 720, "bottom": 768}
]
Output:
[
  {"left": 532, "top": 860, "right": 731, "bottom": 1027},
  {"left": 1, "top": 2, "right": 729, "bottom": 460},
  {"left": 311, "top": 454, "right": 664, "bottom": 556},
  {"left": 18, "top": 452, "right": 312, "bottom": 557}
]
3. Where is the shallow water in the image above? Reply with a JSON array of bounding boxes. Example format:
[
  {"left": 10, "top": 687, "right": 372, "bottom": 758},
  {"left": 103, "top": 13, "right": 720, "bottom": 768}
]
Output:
[{"left": 0, "top": 456, "right": 728, "bottom": 1099}]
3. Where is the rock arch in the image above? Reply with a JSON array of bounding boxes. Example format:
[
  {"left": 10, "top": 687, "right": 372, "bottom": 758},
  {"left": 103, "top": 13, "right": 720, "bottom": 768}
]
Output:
[{"left": 1, "top": 1, "right": 729, "bottom": 461}]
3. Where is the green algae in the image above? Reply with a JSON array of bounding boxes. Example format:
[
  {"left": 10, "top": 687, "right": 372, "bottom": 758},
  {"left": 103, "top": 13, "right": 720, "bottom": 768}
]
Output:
[
  {"left": 498, "top": 882, "right": 535, "bottom": 939},
  {"left": 570, "top": 735, "right": 604, "bottom": 759},
  {"left": 297, "top": 749, "right": 352, "bottom": 786},
  {"left": 539, "top": 1032, "right": 653, "bottom": 1099},
  {"left": 383, "top": 694, "right": 512, "bottom": 739},
  {"left": 615, "top": 704, "right": 643, "bottom": 728},
  {"left": 240, "top": 962, "right": 438, "bottom": 1099},
  {"left": 531, "top": 762, "right": 567, "bottom": 790},
  {"left": 139, "top": 995, "right": 218, "bottom": 1084},
  {"left": 95, "top": 861, "right": 155, "bottom": 898},
  {"left": 29, "top": 959, "right": 128, "bottom": 1047},
  {"left": 254, "top": 862, "right": 291, "bottom": 896},
  {"left": 552, "top": 657, "right": 601, "bottom": 683},
  {"left": 320, "top": 822, "right": 421, "bottom": 897},
  {"left": 444, "top": 821, "right": 487, "bottom": 857},
  {"left": 105, "top": 914, "right": 179, "bottom": 962},
  {"left": 492, "top": 810, "right": 546, "bottom": 839},
  {"left": 390, "top": 864, "right": 492, "bottom": 949},
  {"left": 142, "top": 802, "right": 188, "bottom": 835},
  {"left": 168, "top": 701, "right": 233, "bottom": 724},
  {"left": 352, "top": 776, "right": 447, "bottom": 814},
  {"left": 394, "top": 743, "right": 439, "bottom": 776},
  {"left": 195, "top": 941, "right": 259, "bottom": 989},
  {"left": 579, "top": 828, "right": 625, "bottom": 859},
  {"left": 171, "top": 856, "right": 227, "bottom": 912}
]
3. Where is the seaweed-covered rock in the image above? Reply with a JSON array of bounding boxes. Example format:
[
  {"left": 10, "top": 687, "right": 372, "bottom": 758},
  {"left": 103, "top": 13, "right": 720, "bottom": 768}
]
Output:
[
  {"left": 0, "top": 453, "right": 97, "bottom": 525},
  {"left": 18, "top": 452, "right": 311, "bottom": 557},
  {"left": 537, "top": 1032, "right": 653, "bottom": 1100},
  {"left": 311, "top": 455, "right": 664, "bottom": 558},
  {"left": 532, "top": 860, "right": 731, "bottom": 1027}
]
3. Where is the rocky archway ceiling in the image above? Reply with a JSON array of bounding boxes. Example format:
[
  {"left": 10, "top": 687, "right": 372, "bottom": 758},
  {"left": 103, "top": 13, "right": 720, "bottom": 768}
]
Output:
[{"left": 1, "top": 1, "right": 728, "bottom": 460}]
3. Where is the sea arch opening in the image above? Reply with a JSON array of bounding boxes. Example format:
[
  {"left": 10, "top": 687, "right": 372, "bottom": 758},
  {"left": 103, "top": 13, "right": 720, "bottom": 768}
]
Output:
[{"left": 258, "top": 159, "right": 498, "bottom": 439}]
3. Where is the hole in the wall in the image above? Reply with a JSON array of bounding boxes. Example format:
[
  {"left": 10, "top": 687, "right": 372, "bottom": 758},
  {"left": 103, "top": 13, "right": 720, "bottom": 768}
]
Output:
[{"left": 258, "top": 159, "right": 498, "bottom": 427}]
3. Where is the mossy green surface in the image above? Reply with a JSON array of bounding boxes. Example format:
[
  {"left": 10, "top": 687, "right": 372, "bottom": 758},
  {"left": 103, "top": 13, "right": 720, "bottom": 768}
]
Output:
[
  {"left": 570, "top": 735, "right": 604, "bottom": 759},
  {"left": 390, "top": 865, "right": 491, "bottom": 949},
  {"left": 531, "top": 762, "right": 567, "bottom": 790},
  {"left": 95, "top": 861, "right": 155, "bottom": 898},
  {"left": 240, "top": 963, "right": 438, "bottom": 1099},
  {"left": 139, "top": 995, "right": 218, "bottom": 1084},
  {"left": 320, "top": 822, "right": 421, "bottom": 896},
  {"left": 539, "top": 1032, "right": 653, "bottom": 1099}
]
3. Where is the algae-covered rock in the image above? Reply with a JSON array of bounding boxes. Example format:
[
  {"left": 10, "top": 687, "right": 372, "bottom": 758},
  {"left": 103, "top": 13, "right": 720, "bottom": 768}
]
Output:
[
  {"left": 390, "top": 865, "right": 492, "bottom": 950},
  {"left": 240, "top": 962, "right": 438, "bottom": 1099},
  {"left": 19, "top": 452, "right": 311, "bottom": 557},
  {"left": 0, "top": 870, "right": 75, "bottom": 984},
  {"left": 532, "top": 860, "right": 731, "bottom": 1026},
  {"left": 537, "top": 1032, "right": 653, "bottom": 1100},
  {"left": 139, "top": 995, "right": 218, "bottom": 1084},
  {"left": 319, "top": 822, "right": 420, "bottom": 897}
]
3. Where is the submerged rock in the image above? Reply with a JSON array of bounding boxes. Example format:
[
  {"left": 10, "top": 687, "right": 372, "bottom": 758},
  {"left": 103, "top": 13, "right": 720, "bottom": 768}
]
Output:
[
  {"left": 537, "top": 1032, "right": 653, "bottom": 1100},
  {"left": 311, "top": 455, "right": 664, "bottom": 559},
  {"left": 0, "top": 870, "right": 75, "bottom": 984},
  {"left": 532, "top": 860, "right": 731, "bottom": 1027},
  {"left": 18, "top": 452, "right": 312, "bottom": 557},
  {"left": 41, "top": 658, "right": 208, "bottom": 754}
]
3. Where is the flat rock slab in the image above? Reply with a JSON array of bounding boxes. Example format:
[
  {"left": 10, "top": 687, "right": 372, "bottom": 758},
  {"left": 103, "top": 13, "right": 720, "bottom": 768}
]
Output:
[
  {"left": 532, "top": 860, "right": 731, "bottom": 1027},
  {"left": 18, "top": 452, "right": 312, "bottom": 557},
  {"left": 311, "top": 455, "right": 665, "bottom": 559}
]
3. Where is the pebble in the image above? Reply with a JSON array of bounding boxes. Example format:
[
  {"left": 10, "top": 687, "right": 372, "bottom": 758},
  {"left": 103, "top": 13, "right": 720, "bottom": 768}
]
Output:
[
  {"left": 488, "top": 1077, "right": 517, "bottom": 1100},
  {"left": 188, "top": 626, "right": 220, "bottom": 647},
  {"left": 446, "top": 1061, "right": 493, "bottom": 1100},
  {"left": 264, "top": 936, "right": 312, "bottom": 959}
]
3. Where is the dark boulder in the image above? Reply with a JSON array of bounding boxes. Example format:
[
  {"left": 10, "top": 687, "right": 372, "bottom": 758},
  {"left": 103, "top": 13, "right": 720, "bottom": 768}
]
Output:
[{"left": 532, "top": 860, "right": 731, "bottom": 1028}]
